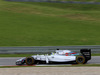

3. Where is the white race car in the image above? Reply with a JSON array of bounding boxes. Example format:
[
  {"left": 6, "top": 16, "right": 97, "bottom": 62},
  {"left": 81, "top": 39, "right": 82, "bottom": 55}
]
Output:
[{"left": 16, "top": 49, "right": 91, "bottom": 65}]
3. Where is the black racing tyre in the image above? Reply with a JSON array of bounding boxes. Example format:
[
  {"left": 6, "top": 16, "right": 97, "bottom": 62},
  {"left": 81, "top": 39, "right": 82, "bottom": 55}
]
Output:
[
  {"left": 84, "top": 60, "right": 88, "bottom": 64},
  {"left": 25, "top": 57, "right": 35, "bottom": 65},
  {"left": 76, "top": 56, "right": 86, "bottom": 64}
]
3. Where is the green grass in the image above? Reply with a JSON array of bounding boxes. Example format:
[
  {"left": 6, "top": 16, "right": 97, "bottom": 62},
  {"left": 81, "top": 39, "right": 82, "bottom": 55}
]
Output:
[
  {"left": 91, "top": 54, "right": 100, "bottom": 56},
  {"left": 0, "top": 0, "right": 100, "bottom": 46}
]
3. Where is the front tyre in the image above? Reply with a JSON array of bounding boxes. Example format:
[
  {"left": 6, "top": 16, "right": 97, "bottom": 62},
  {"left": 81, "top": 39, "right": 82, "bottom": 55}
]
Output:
[
  {"left": 25, "top": 57, "right": 35, "bottom": 65},
  {"left": 76, "top": 56, "right": 86, "bottom": 64}
]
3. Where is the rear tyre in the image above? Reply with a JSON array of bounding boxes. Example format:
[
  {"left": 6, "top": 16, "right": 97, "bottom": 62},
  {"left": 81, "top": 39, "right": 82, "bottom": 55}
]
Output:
[
  {"left": 76, "top": 56, "right": 86, "bottom": 64},
  {"left": 84, "top": 60, "right": 88, "bottom": 64},
  {"left": 25, "top": 57, "right": 35, "bottom": 65}
]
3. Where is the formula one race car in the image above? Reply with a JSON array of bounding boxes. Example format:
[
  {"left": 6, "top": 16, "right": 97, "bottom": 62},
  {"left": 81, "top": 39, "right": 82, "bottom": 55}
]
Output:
[{"left": 16, "top": 49, "right": 91, "bottom": 65}]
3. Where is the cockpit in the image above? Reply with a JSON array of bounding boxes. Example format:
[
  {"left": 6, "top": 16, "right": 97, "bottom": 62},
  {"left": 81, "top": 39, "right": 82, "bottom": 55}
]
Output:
[{"left": 51, "top": 50, "right": 79, "bottom": 56}]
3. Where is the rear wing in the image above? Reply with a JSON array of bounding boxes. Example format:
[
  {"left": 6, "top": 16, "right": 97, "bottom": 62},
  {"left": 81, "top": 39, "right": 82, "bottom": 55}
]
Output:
[{"left": 80, "top": 49, "right": 91, "bottom": 60}]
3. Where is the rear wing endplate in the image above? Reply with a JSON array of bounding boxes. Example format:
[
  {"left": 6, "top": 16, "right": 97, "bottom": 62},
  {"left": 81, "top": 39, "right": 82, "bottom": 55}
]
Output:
[{"left": 80, "top": 49, "right": 91, "bottom": 60}]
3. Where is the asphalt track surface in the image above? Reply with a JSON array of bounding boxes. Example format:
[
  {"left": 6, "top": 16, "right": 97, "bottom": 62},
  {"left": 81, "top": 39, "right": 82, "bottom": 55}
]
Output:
[{"left": 0, "top": 56, "right": 100, "bottom": 66}]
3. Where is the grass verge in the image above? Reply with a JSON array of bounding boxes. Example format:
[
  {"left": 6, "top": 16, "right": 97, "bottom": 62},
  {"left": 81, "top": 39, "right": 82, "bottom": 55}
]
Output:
[{"left": 91, "top": 54, "right": 100, "bottom": 56}]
